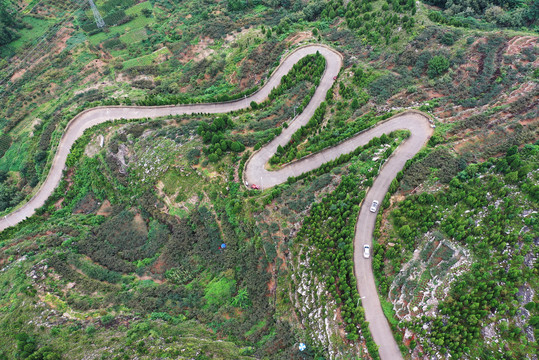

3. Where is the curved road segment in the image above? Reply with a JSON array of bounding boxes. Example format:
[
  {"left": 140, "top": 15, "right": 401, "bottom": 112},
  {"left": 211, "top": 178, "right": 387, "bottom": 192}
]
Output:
[
  {"left": 245, "top": 111, "right": 432, "bottom": 360},
  {"left": 0, "top": 44, "right": 432, "bottom": 360}
]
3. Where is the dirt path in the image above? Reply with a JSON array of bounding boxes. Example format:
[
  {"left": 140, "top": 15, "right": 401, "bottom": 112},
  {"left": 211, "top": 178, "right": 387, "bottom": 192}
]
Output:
[{"left": 0, "top": 44, "right": 434, "bottom": 360}]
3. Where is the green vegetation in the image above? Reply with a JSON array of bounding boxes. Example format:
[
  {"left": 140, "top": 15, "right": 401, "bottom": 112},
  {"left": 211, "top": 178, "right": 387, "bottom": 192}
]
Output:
[
  {"left": 425, "top": 0, "right": 539, "bottom": 29},
  {"left": 0, "top": 0, "right": 538, "bottom": 357},
  {"left": 375, "top": 143, "right": 538, "bottom": 358},
  {"left": 0, "top": 0, "right": 21, "bottom": 47},
  {"left": 293, "top": 132, "right": 406, "bottom": 358},
  {"left": 323, "top": 0, "right": 417, "bottom": 45},
  {"left": 197, "top": 115, "right": 245, "bottom": 162}
]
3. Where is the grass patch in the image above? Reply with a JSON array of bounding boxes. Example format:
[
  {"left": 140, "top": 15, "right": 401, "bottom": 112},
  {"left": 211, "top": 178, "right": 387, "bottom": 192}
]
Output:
[
  {"left": 65, "top": 32, "right": 87, "bottom": 51},
  {"left": 244, "top": 319, "right": 267, "bottom": 337},
  {"left": 161, "top": 167, "right": 199, "bottom": 197},
  {"left": 204, "top": 276, "right": 236, "bottom": 307},
  {"left": 120, "top": 28, "right": 148, "bottom": 44},
  {"left": 10, "top": 16, "right": 53, "bottom": 49},
  {"left": 169, "top": 207, "right": 188, "bottom": 218},
  {"left": 122, "top": 47, "right": 170, "bottom": 69},
  {"left": 381, "top": 298, "right": 399, "bottom": 327},
  {"left": 88, "top": 11, "right": 153, "bottom": 46},
  {"left": 125, "top": 1, "right": 153, "bottom": 16},
  {"left": 0, "top": 136, "right": 30, "bottom": 172}
]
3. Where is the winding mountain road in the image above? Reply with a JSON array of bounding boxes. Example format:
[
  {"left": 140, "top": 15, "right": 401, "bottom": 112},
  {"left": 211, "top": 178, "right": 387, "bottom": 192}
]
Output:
[{"left": 0, "top": 44, "right": 432, "bottom": 360}]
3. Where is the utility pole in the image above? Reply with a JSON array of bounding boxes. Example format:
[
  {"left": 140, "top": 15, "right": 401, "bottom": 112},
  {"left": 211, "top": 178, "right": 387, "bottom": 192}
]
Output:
[{"left": 88, "top": 0, "right": 105, "bottom": 28}]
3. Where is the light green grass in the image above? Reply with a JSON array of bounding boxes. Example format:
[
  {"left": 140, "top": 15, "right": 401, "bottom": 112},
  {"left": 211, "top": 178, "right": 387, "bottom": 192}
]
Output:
[
  {"left": 22, "top": 0, "right": 40, "bottom": 14},
  {"left": 381, "top": 298, "right": 399, "bottom": 327},
  {"left": 10, "top": 17, "right": 54, "bottom": 49},
  {"left": 253, "top": 4, "right": 268, "bottom": 13},
  {"left": 122, "top": 47, "right": 170, "bottom": 68},
  {"left": 161, "top": 166, "right": 199, "bottom": 197},
  {"left": 65, "top": 32, "right": 87, "bottom": 51},
  {"left": 0, "top": 135, "right": 30, "bottom": 172},
  {"left": 88, "top": 11, "right": 153, "bottom": 46},
  {"left": 125, "top": 1, "right": 152, "bottom": 16},
  {"left": 120, "top": 28, "right": 148, "bottom": 44},
  {"left": 169, "top": 207, "right": 188, "bottom": 218}
]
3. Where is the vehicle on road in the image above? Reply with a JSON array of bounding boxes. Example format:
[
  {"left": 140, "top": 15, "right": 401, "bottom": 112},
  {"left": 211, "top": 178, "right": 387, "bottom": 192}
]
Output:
[
  {"left": 251, "top": 184, "right": 260, "bottom": 190},
  {"left": 363, "top": 245, "right": 370, "bottom": 258},
  {"left": 370, "top": 200, "right": 379, "bottom": 213}
]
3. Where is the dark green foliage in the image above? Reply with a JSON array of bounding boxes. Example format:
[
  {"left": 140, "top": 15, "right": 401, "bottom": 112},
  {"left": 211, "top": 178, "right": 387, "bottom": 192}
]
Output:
[
  {"left": 285, "top": 133, "right": 403, "bottom": 186},
  {"left": 424, "top": 0, "right": 538, "bottom": 28},
  {"left": 385, "top": 144, "right": 538, "bottom": 357},
  {"left": 197, "top": 115, "right": 245, "bottom": 160},
  {"left": 368, "top": 74, "right": 405, "bottom": 102},
  {"left": 295, "top": 174, "right": 382, "bottom": 356},
  {"left": 186, "top": 148, "right": 201, "bottom": 164},
  {"left": 440, "top": 31, "right": 457, "bottom": 46},
  {"left": 0, "top": 1, "right": 20, "bottom": 46},
  {"left": 103, "top": 37, "right": 126, "bottom": 50},
  {"left": 14, "top": 333, "right": 60, "bottom": 359},
  {"left": 323, "top": 0, "right": 416, "bottom": 44},
  {"left": 103, "top": 10, "right": 132, "bottom": 27},
  {"left": 269, "top": 102, "right": 326, "bottom": 165},
  {"left": 273, "top": 111, "right": 396, "bottom": 166},
  {"left": 427, "top": 11, "right": 475, "bottom": 29},
  {"left": 141, "top": 8, "right": 152, "bottom": 17},
  {"left": 292, "top": 140, "right": 401, "bottom": 359},
  {"left": 267, "top": 52, "right": 325, "bottom": 101},
  {"left": 77, "top": 210, "right": 155, "bottom": 272},
  {"left": 427, "top": 56, "right": 450, "bottom": 78},
  {"left": 400, "top": 148, "right": 460, "bottom": 189},
  {"left": 0, "top": 176, "right": 24, "bottom": 212},
  {"left": 0, "top": 133, "right": 11, "bottom": 159},
  {"left": 67, "top": 253, "right": 123, "bottom": 284}
]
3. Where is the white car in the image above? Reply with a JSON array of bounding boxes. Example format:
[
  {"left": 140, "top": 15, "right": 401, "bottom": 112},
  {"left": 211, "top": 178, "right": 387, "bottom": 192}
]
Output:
[
  {"left": 370, "top": 200, "right": 379, "bottom": 213},
  {"left": 363, "top": 245, "right": 370, "bottom": 259}
]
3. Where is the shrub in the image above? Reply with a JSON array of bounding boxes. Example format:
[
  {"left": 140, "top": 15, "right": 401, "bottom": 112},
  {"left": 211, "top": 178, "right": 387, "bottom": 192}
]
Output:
[{"left": 428, "top": 56, "right": 450, "bottom": 78}]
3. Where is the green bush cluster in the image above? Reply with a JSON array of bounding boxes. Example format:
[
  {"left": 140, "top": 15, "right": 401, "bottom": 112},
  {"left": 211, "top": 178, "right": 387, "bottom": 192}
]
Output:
[
  {"left": 270, "top": 102, "right": 327, "bottom": 165},
  {"left": 268, "top": 52, "right": 325, "bottom": 102},
  {"left": 286, "top": 132, "right": 401, "bottom": 185},
  {"left": 291, "top": 136, "right": 402, "bottom": 358},
  {"left": 323, "top": 0, "right": 416, "bottom": 45},
  {"left": 380, "top": 143, "right": 538, "bottom": 357},
  {"left": 197, "top": 115, "right": 245, "bottom": 162},
  {"left": 14, "top": 333, "right": 60, "bottom": 360}
]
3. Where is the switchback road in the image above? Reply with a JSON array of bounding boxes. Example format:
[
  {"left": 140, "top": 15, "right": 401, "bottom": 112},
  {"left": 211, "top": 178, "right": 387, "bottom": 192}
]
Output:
[{"left": 0, "top": 44, "right": 433, "bottom": 360}]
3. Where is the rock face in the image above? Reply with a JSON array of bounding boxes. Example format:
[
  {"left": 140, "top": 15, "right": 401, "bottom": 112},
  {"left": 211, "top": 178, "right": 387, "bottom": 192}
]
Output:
[
  {"left": 390, "top": 235, "right": 471, "bottom": 321},
  {"left": 291, "top": 250, "right": 362, "bottom": 359}
]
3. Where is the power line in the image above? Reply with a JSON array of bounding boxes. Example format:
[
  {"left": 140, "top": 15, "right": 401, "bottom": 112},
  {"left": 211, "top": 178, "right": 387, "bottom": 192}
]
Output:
[
  {"left": 0, "top": 1, "right": 87, "bottom": 86},
  {"left": 88, "top": 0, "right": 105, "bottom": 28}
]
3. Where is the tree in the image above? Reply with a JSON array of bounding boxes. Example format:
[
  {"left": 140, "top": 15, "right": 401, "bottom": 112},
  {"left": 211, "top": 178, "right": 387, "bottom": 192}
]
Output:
[
  {"left": 399, "top": 224, "right": 412, "bottom": 238},
  {"left": 141, "top": 8, "right": 152, "bottom": 17},
  {"left": 230, "top": 141, "right": 245, "bottom": 153},
  {"left": 227, "top": 0, "right": 246, "bottom": 11},
  {"left": 0, "top": 1, "right": 19, "bottom": 46},
  {"left": 427, "top": 56, "right": 450, "bottom": 78}
]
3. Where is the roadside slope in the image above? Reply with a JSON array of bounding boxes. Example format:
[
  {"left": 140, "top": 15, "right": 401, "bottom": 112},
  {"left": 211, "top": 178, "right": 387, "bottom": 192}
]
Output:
[
  {"left": 0, "top": 44, "right": 433, "bottom": 360},
  {"left": 0, "top": 45, "right": 341, "bottom": 232}
]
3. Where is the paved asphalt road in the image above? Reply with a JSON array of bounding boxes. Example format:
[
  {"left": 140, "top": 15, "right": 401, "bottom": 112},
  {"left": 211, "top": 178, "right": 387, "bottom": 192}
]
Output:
[
  {"left": 0, "top": 44, "right": 340, "bottom": 232},
  {"left": 0, "top": 43, "right": 433, "bottom": 360},
  {"left": 246, "top": 110, "right": 433, "bottom": 360}
]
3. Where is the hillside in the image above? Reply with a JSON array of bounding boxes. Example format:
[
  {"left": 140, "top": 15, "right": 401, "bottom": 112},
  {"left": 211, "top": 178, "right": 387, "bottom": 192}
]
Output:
[{"left": 0, "top": 0, "right": 537, "bottom": 359}]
